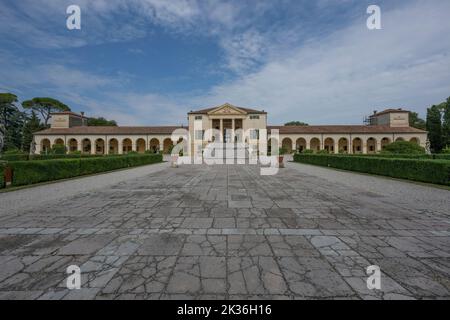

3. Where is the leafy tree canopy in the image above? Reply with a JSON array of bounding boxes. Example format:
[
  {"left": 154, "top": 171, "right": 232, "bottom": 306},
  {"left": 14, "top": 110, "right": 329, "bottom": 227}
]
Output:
[
  {"left": 442, "top": 97, "right": 450, "bottom": 149},
  {"left": 87, "top": 117, "right": 117, "bottom": 126},
  {"left": 0, "top": 93, "right": 18, "bottom": 105},
  {"left": 382, "top": 141, "right": 426, "bottom": 154},
  {"left": 426, "top": 104, "right": 443, "bottom": 153},
  {"left": 0, "top": 93, "right": 24, "bottom": 152},
  {"left": 22, "top": 97, "right": 70, "bottom": 126},
  {"left": 409, "top": 112, "right": 426, "bottom": 130},
  {"left": 284, "top": 121, "right": 309, "bottom": 126}
]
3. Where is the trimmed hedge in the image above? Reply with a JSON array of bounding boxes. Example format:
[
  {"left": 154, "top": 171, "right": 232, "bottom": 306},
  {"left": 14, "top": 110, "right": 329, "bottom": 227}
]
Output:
[
  {"left": 0, "top": 153, "right": 126, "bottom": 162},
  {"left": 293, "top": 154, "right": 450, "bottom": 186},
  {"left": 300, "top": 153, "right": 450, "bottom": 161},
  {"left": 6, "top": 154, "right": 163, "bottom": 187},
  {"left": 0, "top": 154, "right": 29, "bottom": 161}
]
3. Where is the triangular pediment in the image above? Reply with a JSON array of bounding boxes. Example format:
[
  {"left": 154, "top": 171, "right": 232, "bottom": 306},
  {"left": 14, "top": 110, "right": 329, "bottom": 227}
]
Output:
[{"left": 208, "top": 103, "right": 247, "bottom": 115}]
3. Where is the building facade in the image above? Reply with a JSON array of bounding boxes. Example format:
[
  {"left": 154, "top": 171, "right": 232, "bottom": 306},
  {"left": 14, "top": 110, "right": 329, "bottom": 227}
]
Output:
[{"left": 33, "top": 103, "right": 428, "bottom": 156}]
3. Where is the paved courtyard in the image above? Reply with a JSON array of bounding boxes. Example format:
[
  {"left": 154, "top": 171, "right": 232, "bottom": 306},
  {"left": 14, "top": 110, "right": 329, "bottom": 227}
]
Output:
[{"left": 0, "top": 163, "right": 449, "bottom": 300}]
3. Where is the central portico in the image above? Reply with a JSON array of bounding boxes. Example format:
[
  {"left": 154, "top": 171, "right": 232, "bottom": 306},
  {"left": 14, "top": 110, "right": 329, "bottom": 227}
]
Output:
[{"left": 188, "top": 103, "right": 268, "bottom": 155}]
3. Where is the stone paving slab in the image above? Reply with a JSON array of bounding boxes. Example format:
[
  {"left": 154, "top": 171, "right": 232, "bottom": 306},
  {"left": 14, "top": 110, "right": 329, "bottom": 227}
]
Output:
[{"left": 0, "top": 164, "right": 449, "bottom": 300}]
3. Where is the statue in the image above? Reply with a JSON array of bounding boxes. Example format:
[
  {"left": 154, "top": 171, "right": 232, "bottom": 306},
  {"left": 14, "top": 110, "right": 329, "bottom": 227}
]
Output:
[
  {"left": 425, "top": 139, "right": 431, "bottom": 155},
  {"left": 30, "top": 140, "right": 36, "bottom": 155}
]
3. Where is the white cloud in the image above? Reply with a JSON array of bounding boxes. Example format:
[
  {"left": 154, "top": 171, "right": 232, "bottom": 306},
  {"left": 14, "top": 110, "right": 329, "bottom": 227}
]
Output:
[
  {"left": 2, "top": 0, "right": 449, "bottom": 126},
  {"left": 196, "top": 0, "right": 450, "bottom": 124}
]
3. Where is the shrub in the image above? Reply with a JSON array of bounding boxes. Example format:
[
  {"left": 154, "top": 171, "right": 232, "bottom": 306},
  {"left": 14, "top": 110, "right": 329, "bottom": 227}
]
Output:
[
  {"left": 8, "top": 154, "right": 163, "bottom": 187},
  {"left": 0, "top": 153, "right": 29, "bottom": 161},
  {"left": 434, "top": 154, "right": 450, "bottom": 160},
  {"left": 79, "top": 156, "right": 128, "bottom": 175},
  {"left": 302, "top": 149, "right": 314, "bottom": 154},
  {"left": 49, "top": 144, "right": 67, "bottom": 155},
  {"left": 10, "top": 159, "right": 81, "bottom": 186},
  {"left": 442, "top": 146, "right": 450, "bottom": 154},
  {"left": 293, "top": 154, "right": 450, "bottom": 185},
  {"left": 381, "top": 141, "right": 425, "bottom": 154}
]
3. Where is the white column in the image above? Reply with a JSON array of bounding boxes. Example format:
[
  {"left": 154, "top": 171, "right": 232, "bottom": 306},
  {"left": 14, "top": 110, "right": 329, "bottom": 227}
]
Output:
[
  {"left": 118, "top": 140, "right": 123, "bottom": 155},
  {"left": 232, "top": 119, "right": 235, "bottom": 143},
  {"left": 334, "top": 141, "right": 339, "bottom": 154},
  {"left": 105, "top": 139, "right": 109, "bottom": 155},
  {"left": 219, "top": 119, "right": 223, "bottom": 142},
  {"left": 90, "top": 141, "right": 96, "bottom": 155},
  {"left": 363, "top": 142, "right": 368, "bottom": 154}
]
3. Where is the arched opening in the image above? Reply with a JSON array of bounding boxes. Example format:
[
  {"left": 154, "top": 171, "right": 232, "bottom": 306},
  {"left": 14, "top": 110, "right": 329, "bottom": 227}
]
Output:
[
  {"left": 136, "top": 138, "right": 146, "bottom": 153},
  {"left": 324, "top": 138, "right": 334, "bottom": 153},
  {"left": 381, "top": 137, "right": 390, "bottom": 150},
  {"left": 395, "top": 137, "right": 405, "bottom": 142},
  {"left": 41, "top": 139, "right": 51, "bottom": 153},
  {"left": 122, "top": 138, "right": 132, "bottom": 154},
  {"left": 149, "top": 138, "right": 160, "bottom": 153},
  {"left": 410, "top": 137, "right": 420, "bottom": 145},
  {"left": 367, "top": 137, "right": 377, "bottom": 154},
  {"left": 352, "top": 138, "right": 362, "bottom": 154},
  {"left": 268, "top": 138, "right": 279, "bottom": 154},
  {"left": 109, "top": 139, "right": 118, "bottom": 154},
  {"left": 54, "top": 138, "right": 64, "bottom": 146},
  {"left": 338, "top": 138, "right": 348, "bottom": 153},
  {"left": 95, "top": 138, "right": 105, "bottom": 155},
  {"left": 310, "top": 138, "right": 321, "bottom": 152},
  {"left": 282, "top": 138, "right": 293, "bottom": 153},
  {"left": 68, "top": 139, "right": 78, "bottom": 152},
  {"left": 82, "top": 138, "right": 91, "bottom": 154},
  {"left": 163, "top": 138, "right": 173, "bottom": 154},
  {"left": 296, "top": 138, "right": 306, "bottom": 153}
]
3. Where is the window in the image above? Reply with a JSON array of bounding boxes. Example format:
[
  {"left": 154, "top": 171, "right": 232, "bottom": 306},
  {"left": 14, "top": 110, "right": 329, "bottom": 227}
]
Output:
[
  {"left": 250, "top": 129, "right": 259, "bottom": 140},
  {"left": 195, "top": 130, "right": 204, "bottom": 140},
  {"left": 195, "top": 115, "right": 202, "bottom": 120},
  {"left": 250, "top": 115, "right": 260, "bottom": 120}
]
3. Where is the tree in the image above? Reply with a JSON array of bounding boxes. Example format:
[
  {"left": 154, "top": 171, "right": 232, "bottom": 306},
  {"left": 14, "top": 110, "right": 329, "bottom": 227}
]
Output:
[
  {"left": 22, "top": 97, "right": 70, "bottom": 127},
  {"left": 409, "top": 112, "right": 426, "bottom": 130},
  {"left": 426, "top": 105, "right": 443, "bottom": 153},
  {"left": 284, "top": 121, "right": 309, "bottom": 126},
  {"left": 22, "top": 111, "right": 45, "bottom": 153},
  {"left": 87, "top": 117, "right": 117, "bottom": 126},
  {"left": 442, "top": 97, "right": 450, "bottom": 149},
  {"left": 0, "top": 93, "right": 25, "bottom": 152}
]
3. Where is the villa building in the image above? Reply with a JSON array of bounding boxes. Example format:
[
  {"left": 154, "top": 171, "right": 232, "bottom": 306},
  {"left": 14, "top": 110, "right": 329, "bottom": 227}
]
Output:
[{"left": 32, "top": 103, "right": 428, "bottom": 156}]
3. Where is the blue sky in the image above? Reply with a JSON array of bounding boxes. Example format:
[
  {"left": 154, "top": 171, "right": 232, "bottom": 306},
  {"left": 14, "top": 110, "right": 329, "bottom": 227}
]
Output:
[{"left": 1, "top": 0, "right": 450, "bottom": 126}]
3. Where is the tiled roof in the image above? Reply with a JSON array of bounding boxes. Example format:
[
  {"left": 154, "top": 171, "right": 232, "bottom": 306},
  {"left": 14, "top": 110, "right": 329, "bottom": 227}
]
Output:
[
  {"left": 188, "top": 103, "right": 266, "bottom": 114},
  {"left": 34, "top": 126, "right": 184, "bottom": 135},
  {"left": 268, "top": 125, "right": 426, "bottom": 134},
  {"left": 372, "top": 108, "right": 409, "bottom": 116},
  {"left": 50, "top": 111, "right": 85, "bottom": 117}
]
